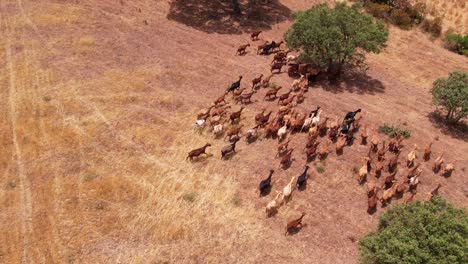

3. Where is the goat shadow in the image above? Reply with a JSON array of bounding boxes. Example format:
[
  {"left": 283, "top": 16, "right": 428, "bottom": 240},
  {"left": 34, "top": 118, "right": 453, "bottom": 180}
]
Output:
[
  {"left": 297, "top": 181, "right": 307, "bottom": 191},
  {"left": 167, "top": 0, "right": 291, "bottom": 35},
  {"left": 259, "top": 187, "right": 272, "bottom": 197},
  {"left": 367, "top": 206, "right": 377, "bottom": 215},
  {"left": 428, "top": 112, "right": 468, "bottom": 142},
  {"left": 286, "top": 224, "right": 307, "bottom": 236}
]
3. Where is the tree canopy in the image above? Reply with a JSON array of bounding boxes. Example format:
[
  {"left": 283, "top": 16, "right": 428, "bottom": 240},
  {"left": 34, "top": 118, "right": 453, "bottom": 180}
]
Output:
[
  {"left": 360, "top": 197, "right": 468, "bottom": 264},
  {"left": 431, "top": 71, "right": 468, "bottom": 124},
  {"left": 284, "top": 2, "right": 388, "bottom": 78}
]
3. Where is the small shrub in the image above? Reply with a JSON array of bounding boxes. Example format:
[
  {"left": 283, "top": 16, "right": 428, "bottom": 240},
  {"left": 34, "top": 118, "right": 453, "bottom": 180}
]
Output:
[
  {"left": 317, "top": 165, "right": 325, "bottom": 173},
  {"left": 83, "top": 173, "right": 98, "bottom": 182},
  {"left": 379, "top": 124, "right": 411, "bottom": 138},
  {"left": 390, "top": 9, "right": 412, "bottom": 29},
  {"left": 232, "top": 196, "right": 242, "bottom": 207},
  {"left": 352, "top": 166, "right": 359, "bottom": 174},
  {"left": 43, "top": 96, "right": 51, "bottom": 102},
  {"left": 8, "top": 180, "right": 17, "bottom": 189},
  {"left": 444, "top": 33, "right": 468, "bottom": 56},
  {"left": 421, "top": 17, "right": 442, "bottom": 37},
  {"left": 182, "top": 192, "right": 196, "bottom": 202},
  {"left": 365, "top": 1, "right": 391, "bottom": 19},
  {"left": 268, "top": 82, "right": 278, "bottom": 88},
  {"left": 360, "top": 197, "right": 468, "bottom": 264}
]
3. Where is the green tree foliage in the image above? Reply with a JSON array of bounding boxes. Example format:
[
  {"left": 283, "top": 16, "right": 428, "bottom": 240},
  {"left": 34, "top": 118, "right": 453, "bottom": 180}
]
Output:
[
  {"left": 284, "top": 3, "right": 388, "bottom": 78},
  {"left": 431, "top": 71, "right": 468, "bottom": 124},
  {"left": 364, "top": 0, "right": 426, "bottom": 29},
  {"left": 360, "top": 197, "right": 468, "bottom": 264}
]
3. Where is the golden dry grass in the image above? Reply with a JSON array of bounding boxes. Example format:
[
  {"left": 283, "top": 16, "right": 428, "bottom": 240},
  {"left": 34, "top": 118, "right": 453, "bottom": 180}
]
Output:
[{"left": 422, "top": 0, "right": 468, "bottom": 34}]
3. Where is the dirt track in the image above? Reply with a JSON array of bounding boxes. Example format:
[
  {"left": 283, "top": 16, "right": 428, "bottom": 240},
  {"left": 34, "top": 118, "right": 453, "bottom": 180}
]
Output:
[{"left": 0, "top": 0, "right": 467, "bottom": 263}]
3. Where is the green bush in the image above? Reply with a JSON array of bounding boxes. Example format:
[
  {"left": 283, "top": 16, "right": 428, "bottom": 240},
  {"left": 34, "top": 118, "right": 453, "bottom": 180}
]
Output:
[
  {"left": 363, "top": 0, "right": 426, "bottom": 29},
  {"left": 444, "top": 33, "right": 468, "bottom": 56},
  {"left": 317, "top": 165, "right": 325, "bottom": 173},
  {"left": 379, "top": 124, "right": 411, "bottom": 138},
  {"left": 365, "top": 1, "right": 391, "bottom": 19},
  {"left": 431, "top": 71, "right": 468, "bottom": 124},
  {"left": 182, "top": 192, "right": 196, "bottom": 202},
  {"left": 421, "top": 17, "right": 442, "bottom": 37},
  {"left": 360, "top": 197, "right": 468, "bottom": 264}
]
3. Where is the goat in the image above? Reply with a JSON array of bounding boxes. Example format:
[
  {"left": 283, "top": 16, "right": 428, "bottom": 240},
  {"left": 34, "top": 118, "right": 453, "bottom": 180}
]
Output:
[
  {"left": 353, "top": 115, "right": 363, "bottom": 131},
  {"left": 276, "top": 139, "right": 291, "bottom": 157},
  {"left": 257, "top": 41, "right": 269, "bottom": 54},
  {"left": 227, "top": 76, "right": 243, "bottom": 92},
  {"left": 233, "top": 87, "right": 247, "bottom": 98},
  {"left": 187, "top": 143, "right": 211, "bottom": 161},
  {"left": 311, "top": 109, "right": 322, "bottom": 127},
  {"left": 406, "top": 144, "right": 418, "bottom": 167},
  {"left": 192, "top": 119, "right": 206, "bottom": 130},
  {"left": 442, "top": 160, "right": 457, "bottom": 177},
  {"left": 245, "top": 125, "right": 260, "bottom": 143},
  {"left": 292, "top": 74, "right": 306, "bottom": 91},
  {"left": 423, "top": 141, "right": 433, "bottom": 161},
  {"left": 318, "top": 139, "right": 331, "bottom": 159},
  {"left": 260, "top": 74, "right": 274, "bottom": 88},
  {"left": 259, "top": 169, "right": 274, "bottom": 196},
  {"left": 370, "top": 128, "right": 379, "bottom": 152},
  {"left": 361, "top": 124, "right": 368, "bottom": 145},
  {"left": 225, "top": 125, "right": 243, "bottom": 141},
  {"left": 271, "top": 40, "right": 284, "bottom": 52},
  {"left": 336, "top": 135, "right": 347, "bottom": 153},
  {"left": 256, "top": 111, "right": 272, "bottom": 127},
  {"left": 270, "top": 61, "right": 285, "bottom": 73},
  {"left": 296, "top": 165, "right": 310, "bottom": 190},
  {"left": 381, "top": 184, "right": 396, "bottom": 205},
  {"left": 261, "top": 41, "right": 276, "bottom": 55},
  {"left": 265, "top": 191, "right": 283, "bottom": 217},
  {"left": 343, "top": 108, "right": 361, "bottom": 122},
  {"left": 317, "top": 117, "right": 329, "bottom": 136},
  {"left": 367, "top": 172, "right": 377, "bottom": 197},
  {"left": 286, "top": 54, "right": 298, "bottom": 63},
  {"left": 277, "top": 123, "right": 289, "bottom": 141},
  {"left": 213, "top": 124, "right": 224, "bottom": 136},
  {"left": 274, "top": 49, "right": 289, "bottom": 61},
  {"left": 251, "top": 74, "right": 263, "bottom": 89},
  {"left": 427, "top": 183, "right": 442, "bottom": 200},
  {"left": 296, "top": 90, "right": 305, "bottom": 104},
  {"left": 305, "top": 142, "right": 320, "bottom": 160},
  {"left": 368, "top": 186, "right": 380, "bottom": 212},
  {"left": 377, "top": 141, "right": 386, "bottom": 161},
  {"left": 221, "top": 138, "right": 240, "bottom": 159},
  {"left": 283, "top": 176, "right": 295, "bottom": 201},
  {"left": 384, "top": 170, "right": 397, "bottom": 189},
  {"left": 404, "top": 191, "right": 417, "bottom": 204},
  {"left": 375, "top": 157, "right": 385, "bottom": 176},
  {"left": 229, "top": 107, "right": 244, "bottom": 124},
  {"left": 279, "top": 95, "right": 297, "bottom": 107},
  {"left": 406, "top": 163, "right": 421, "bottom": 179},
  {"left": 239, "top": 90, "right": 256, "bottom": 104},
  {"left": 358, "top": 157, "right": 371, "bottom": 184},
  {"left": 264, "top": 86, "right": 282, "bottom": 100},
  {"left": 211, "top": 105, "right": 231, "bottom": 117},
  {"left": 236, "top": 43, "right": 250, "bottom": 55},
  {"left": 432, "top": 151, "right": 444, "bottom": 173},
  {"left": 389, "top": 133, "right": 404, "bottom": 152},
  {"left": 280, "top": 149, "right": 294, "bottom": 168},
  {"left": 197, "top": 105, "right": 214, "bottom": 120},
  {"left": 285, "top": 212, "right": 305, "bottom": 235},
  {"left": 388, "top": 151, "right": 401, "bottom": 173},
  {"left": 278, "top": 89, "right": 293, "bottom": 104},
  {"left": 265, "top": 120, "right": 281, "bottom": 138},
  {"left": 408, "top": 171, "right": 421, "bottom": 191},
  {"left": 250, "top": 31, "right": 262, "bottom": 40}
]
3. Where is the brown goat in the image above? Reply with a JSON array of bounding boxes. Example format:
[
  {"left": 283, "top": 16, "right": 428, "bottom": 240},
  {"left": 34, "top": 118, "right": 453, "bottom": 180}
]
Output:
[
  {"left": 271, "top": 61, "right": 285, "bottom": 73},
  {"left": 375, "top": 157, "right": 385, "bottom": 176},
  {"left": 423, "top": 141, "right": 433, "bottom": 161},
  {"left": 236, "top": 43, "right": 250, "bottom": 55},
  {"left": 404, "top": 191, "right": 416, "bottom": 204},
  {"left": 317, "top": 117, "right": 329, "bottom": 136},
  {"left": 277, "top": 139, "right": 291, "bottom": 157},
  {"left": 318, "top": 139, "right": 331, "bottom": 159},
  {"left": 285, "top": 212, "right": 306, "bottom": 235},
  {"left": 225, "top": 125, "right": 243, "bottom": 141},
  {"left": 186, "top": 143, "right": 211, "bottom": 161},
  {"left": 377, "top": 140, "right": 386, "bottom": 161},
  {"left": 278, "top": 89, "right": 293, "bottom": 103},
  {"left": 256, "top": 111, "right": 273, "bottom": 127},
  {"left": 256, "top": 41, "right": 269, "bottom": 54},
  {"left": 280, "top": 149, "right": 294, "bottom": 168},
  {"left": 442, "top": 160, "right": 457, "bottom": 177},
  {"left": 305, "top": 142, "right": 320, "bottom": 160},
  {"left": 370, "top": 128, "right": 379, "bottom": 152},
  {"left": 388, "top": 151, "right": 401, "bottom": 173},
  {"left": 229, "top": 107, "right": 244, "bottom": 124},
  {"left": 264, "top": 86, "right": 282, "bottom": 100},
  {"left": 361, "top": 124, "right": 368, "bottom": 145},
  {"left": 358, "top": 157, "right": 371, "bottom": 184},
  {"left": 261, "top": 74, "right": 274, "bottom": 88},
  {"left": 214, "top": 92, "right": 228, "bottom": 106},
  {"left": 250, "top": 31, "right": 262, "bottom": 40},
  {"left": 336, "top": 135, "right": 347, "bottom": 153},
  {"left": 368, "top": 186, "right": 380, "bottom": 211},
  {"left": 239, "top": 90, "right": 256, "bottom": 104},
  {"left": 427, "top": 183, "right": 442, "bottom": 200},
  {"left": 251, "top": 74, "right": 263, "bottom": 89}
]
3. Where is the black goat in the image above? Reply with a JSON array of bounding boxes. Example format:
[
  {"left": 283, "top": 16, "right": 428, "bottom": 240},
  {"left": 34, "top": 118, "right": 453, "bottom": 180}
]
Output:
[
  {"left": 227, "top": 76, "right": 243, "bottom": 92},
  {"left": 296, "top": 165, "right": 310, "bottom": 190},
  {"left": 259, "top": 170, "right": 274, "bottom": 196},
  {"left": 343, "top": 108, "right": 361, "bottom": 123},
  {"left": 261, "top": 41, "right": 276, "bottom": 55},
  {"left": 309, "top": 106, "right": 321, "bottom": 118}
]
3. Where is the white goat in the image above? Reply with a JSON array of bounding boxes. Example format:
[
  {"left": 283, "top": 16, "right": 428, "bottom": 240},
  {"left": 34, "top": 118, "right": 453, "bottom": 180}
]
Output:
[
  {"left": 287, "top": 54, "right": 298, "bottom": 63},
  {"left": 311, "top": 109, "right": 322, "bottom": 127},
  {"left": 213, "top": 124, "right": 223, "bottom": 135},
  {"left": 277, "top": 124, "right": 288, "bottom": 141},
  {"left": 192, "top": 119, "right": 206, "bottom": 129},
  {"left": 283, "top": 176, "right": 296, "bottom": 202},
  {"left": 291, "top": 74, "right": 305, "bottom": 91},
  {"left": 265, "top": 191, "right": 283, "bottom": 217}
]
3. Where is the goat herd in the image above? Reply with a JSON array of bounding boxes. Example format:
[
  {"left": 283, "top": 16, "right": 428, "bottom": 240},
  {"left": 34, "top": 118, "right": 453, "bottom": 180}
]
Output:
[{"left": 187, "top": 31, "right": 458, "bottom": 236}]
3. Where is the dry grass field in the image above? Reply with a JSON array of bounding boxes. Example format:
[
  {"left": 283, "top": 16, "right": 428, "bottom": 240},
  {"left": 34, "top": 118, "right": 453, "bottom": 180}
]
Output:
[
  {"left": 0, "top": 0, "right": 467, "bottom": 263},
  {"left": 422, "top": 0, "right": 468, "bottom": 34}
]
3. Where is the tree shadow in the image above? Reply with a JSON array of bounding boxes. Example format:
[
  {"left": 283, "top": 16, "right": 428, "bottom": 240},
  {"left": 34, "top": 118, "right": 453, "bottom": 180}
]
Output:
[
  {"left": 167, "top": 0, "right": 292, "bottom": 34},
  {"left": 428, "top": 112, "right": 468, "bottom": 142},
  {"left": 319, "top": 70, "right": 385, "bottom": 95}
]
